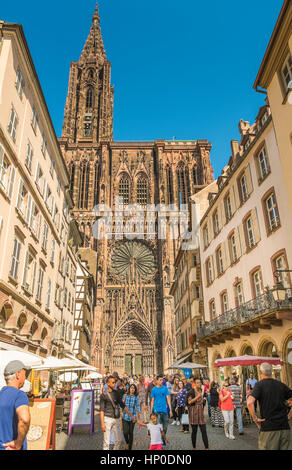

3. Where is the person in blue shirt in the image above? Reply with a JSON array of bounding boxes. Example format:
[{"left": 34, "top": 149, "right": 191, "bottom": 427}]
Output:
[
  {"left": 150, "top": 375, "right": 173, "bottom": 438},
  {"left": 0, "top": 360, "right": 31, "bottom": 450}
]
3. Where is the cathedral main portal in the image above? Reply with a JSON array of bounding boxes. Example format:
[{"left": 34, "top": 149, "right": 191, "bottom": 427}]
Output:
[{"left": 112, "top": 320, "right": 154, "bottom": 376}]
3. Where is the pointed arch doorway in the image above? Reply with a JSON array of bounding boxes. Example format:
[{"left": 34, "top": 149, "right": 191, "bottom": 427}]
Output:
[{"left": 111, "top": 320, "right": 155, "bottom": 376}]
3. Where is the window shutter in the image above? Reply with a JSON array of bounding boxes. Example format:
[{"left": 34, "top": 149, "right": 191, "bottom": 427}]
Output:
[
  {"left": 245, "top": 164, "right": 253, "bottom": 196},
  {"left": 37, "top": 213, "right": 42, "bottom": 240},
  {"left": 235, "top": 229, "right": 241, "bottom": 261},
  {"left": 238, "top": 222, "right": 246, "bottom": 255},
  {"left": 22, "top": 250, "right": 28, "bottom": 286},
  {"left": 31, "top": 260, "right": 37, "bottom": 294},
  {"left": 29, "top": 200, "right": 35, "bottom": 229},
  {"left": 0, "top": 144, "right": 4, "bottom": 167},
  {"left": 25, "top": 194, "right": 32, "bottom": 224},
  {"left": 16, "top": 177, "right": 23, "bottom": 211},
  {"left": 251, "top": 208, "right": 261, "bottom": 244},
  {"left": 232, "top": 184, "right": 240, "bottom": 210},
  {"left": 7, "top": 165, "right": 15, "bottom": 200}
]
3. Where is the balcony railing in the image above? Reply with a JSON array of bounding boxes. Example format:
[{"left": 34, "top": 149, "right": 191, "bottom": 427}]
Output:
[{"left": 198, "top": 288, "right": 292, "bottom": 340}]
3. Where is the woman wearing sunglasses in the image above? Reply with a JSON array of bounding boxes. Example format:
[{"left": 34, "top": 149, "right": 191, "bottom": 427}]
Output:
[{"left": 219, "top": 383, "right": 235, "bottom": 440}]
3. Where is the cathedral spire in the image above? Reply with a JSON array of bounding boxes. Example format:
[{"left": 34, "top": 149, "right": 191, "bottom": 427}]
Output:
[
  {"left": 92, "top": 3, "right": 100, "bottom": 25},
  {"left": 80, "top": 3, "right": 106, "bottom": 63}
]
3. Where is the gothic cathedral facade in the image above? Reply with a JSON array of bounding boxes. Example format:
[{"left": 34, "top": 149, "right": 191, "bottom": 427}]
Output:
[{"left": 59, "top": 5, "right": 214, "bottom": 375}]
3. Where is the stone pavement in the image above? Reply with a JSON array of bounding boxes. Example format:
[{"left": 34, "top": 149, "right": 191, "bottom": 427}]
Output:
[{"left": 55, "top": 407, "right": 292, "bottom": 451}]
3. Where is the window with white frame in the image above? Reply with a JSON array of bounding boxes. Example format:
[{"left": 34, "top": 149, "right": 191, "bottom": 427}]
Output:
[
  {"left": 217, "top": 247, "right": 224, "bottom": 275},
  {"left": 36, "top": 265, "right": 44, "bottom": 302},
  {"left": 253, "top": 270, "right": 263, "bottom": 297},
  {"left": 9, "top": 236, "right": 22, "bottom": 280},
  {"left": 229, "top": 233, "right": 237, "bottom": 263},
  {"left": 206, "top": 259, "right": 213, "bottom": 285},
  {"left": 265, "top": 193, "right": 280, "bottom": 231},
  {"left": 64, "top": 287, "right": 67, "bottom": 307},
  {"left": 222, "top": 293, "right": 228, "bottom": 313},
  {"left": 213, "top": 210, "right": 220, "bottom": 236},
  {"left": 15, "top": 67, "right": 25, "bottom": 99},
  {"left": 41, "top": 133, "right": 47, "bottom": 157},
  {"left": 22, "top": 250, "right": 36, "bottom": 294},
  {"left": 8, "top": 106, "right": 18, "bottom": 142},
  {"left": 246, "top": 216, "right": 256, "bottom": 248},
  {"left": 210, "top": 300, "right": 216, "bottom": 320},
  {"left": 275, "top": 255, "right": 289, "bottom": 288},
  {"left": 0, "top": 153, "right": 9, "bottom": 191},
  {"left": 240, "top": 174, "right": 248, "bottom": 202},
  {"left": 31, "top": 106, "right": 38, "bottom": 133},
  {"left": 203, "top": 225, "right": 209, "bottom": 248},
  {"left": 236, "top": 282, "right": 244, "bottom": 306},
  {"left": 25, "top": 141, "right": 33, "bottom": 172},
  {"left": 29, "top": 201, "right": 39, "bottom": 234},
  {"left": 281, "top": 53, "right": 292, "bottom": 92},
  {"left": 224, "top": 193, "right": 232, "bottom": 221},
  {"left": 51, "top": 238, "right": 56, "bottom": 264},
  {"left": 0, "top": 146, "right": 14, "bottom": 198},
  {"left": 257, "top": 147, "right": 270, "bottom": 180}
]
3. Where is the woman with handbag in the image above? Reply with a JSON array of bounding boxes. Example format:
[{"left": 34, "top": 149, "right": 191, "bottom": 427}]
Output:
[
  {"left": 176, "top": 380, "right": 189, "bottom": 433},
  {"left": 210, "top": 381, "right": 224, "bottom": 428},
  {"left": 187, "top": 377, "right": 209, "bottom": 450},
  {"left": 219, "top": 382, "right": 235, "bottom": 440}
]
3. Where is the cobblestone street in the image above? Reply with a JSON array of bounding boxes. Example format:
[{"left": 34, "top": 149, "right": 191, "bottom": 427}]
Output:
[{"left": 55, "top": 407, "right": 292, "bottom": 451}]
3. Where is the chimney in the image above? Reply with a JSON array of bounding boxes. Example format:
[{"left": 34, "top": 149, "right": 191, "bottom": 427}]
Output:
[{"left": 230, "top": 140, "right": 239, "bottom": 159}]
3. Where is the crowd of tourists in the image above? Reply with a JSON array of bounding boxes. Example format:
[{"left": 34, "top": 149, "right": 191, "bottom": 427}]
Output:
[
  {"left": 99, "top": 365, "right": 292, "bottom": 450},
  {"left": 0, "top": 360, "right": 291, "bottom": 450}
]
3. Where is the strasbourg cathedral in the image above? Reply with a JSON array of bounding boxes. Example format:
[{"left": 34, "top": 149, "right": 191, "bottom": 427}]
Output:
[{"left": 59, "top": 5, "right": 214, "bottom": 375}]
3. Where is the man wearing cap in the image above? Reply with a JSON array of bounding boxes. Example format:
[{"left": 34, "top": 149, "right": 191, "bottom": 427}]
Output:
[{"left": 0, "top": 361, "right": 31, "bottom": 450}]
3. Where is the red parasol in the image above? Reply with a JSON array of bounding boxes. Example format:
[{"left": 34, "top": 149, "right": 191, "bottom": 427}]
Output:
[{"left": 214, "top": 355, "right": 283, "bottom": 367}]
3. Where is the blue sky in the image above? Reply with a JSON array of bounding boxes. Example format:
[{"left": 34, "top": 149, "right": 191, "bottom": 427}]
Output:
[{"left": 2, "top": 0, "right": 283, "bottom": 178}]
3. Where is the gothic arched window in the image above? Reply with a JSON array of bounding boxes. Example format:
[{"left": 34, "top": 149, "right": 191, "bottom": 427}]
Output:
[
  {"left": 78, "top": 162, "right": 90, "bottom": 209},
  {"left": 177, "top": 164, "right": 186, "bottom": 205},
  {"left": 193, "top": 166, "right": 198, "bottom": 185},
  {"left": 137, "top": 176, "right": 148, "bottom": 205},
  {"left": 119, "top": 176, "right": 130, "bottom": 205},
  {"left": 88, "top": 69, "right": 94, "bottom": 79},
  {"left": 94, "top": 162, "right": 99, "bottom": 206},
  {"left": 86, "top": 87, "right": 93, "bottom": 109},
  {"left": 166, "top": 166, "right": 174, "bottom": 204},
  {"left": 69, "top": 162, "right": 75, "bottom": 199}
]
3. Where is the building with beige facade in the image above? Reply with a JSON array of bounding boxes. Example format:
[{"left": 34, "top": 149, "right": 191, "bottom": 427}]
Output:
[
  {"left": 254, "top": 0, "right": 292, "bottom": 218},
  {"left": 196, "top": 102, "right": 292, "bottom": 387},
  {"left": 0, "top": 22, "right": 81, "bottom": 358}
]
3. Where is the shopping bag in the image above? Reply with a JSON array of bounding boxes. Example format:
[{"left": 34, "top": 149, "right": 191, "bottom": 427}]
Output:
[{"left": 181, "top": 413, "right": 189, "bottom": 425}]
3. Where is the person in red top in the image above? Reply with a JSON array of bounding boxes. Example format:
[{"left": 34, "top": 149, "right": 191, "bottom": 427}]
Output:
[{"left": 219, "top": 382, "right": 235, "bottom": 440}]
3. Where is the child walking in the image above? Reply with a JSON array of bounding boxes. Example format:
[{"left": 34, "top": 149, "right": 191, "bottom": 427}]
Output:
[{"left": 139, "top": 412, "right": 169, "bottom": 450}]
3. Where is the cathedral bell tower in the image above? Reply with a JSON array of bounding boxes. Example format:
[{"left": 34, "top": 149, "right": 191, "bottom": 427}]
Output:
[{"left": 62, "top": 4, "right": 113, "bottom": 144}]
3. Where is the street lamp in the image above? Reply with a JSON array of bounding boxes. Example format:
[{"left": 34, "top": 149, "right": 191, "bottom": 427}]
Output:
[{"left": 272, "top": 270, "right": 292, "bottom": 303}]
